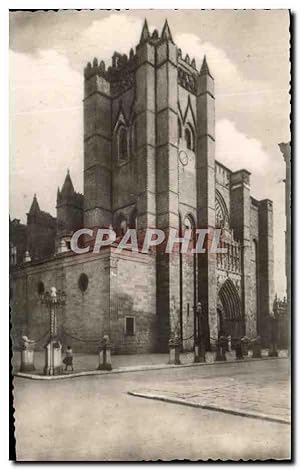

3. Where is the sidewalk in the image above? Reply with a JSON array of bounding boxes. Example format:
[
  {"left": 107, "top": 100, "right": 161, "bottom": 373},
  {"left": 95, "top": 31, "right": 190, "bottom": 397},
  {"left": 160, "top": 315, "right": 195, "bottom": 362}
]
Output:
[{"left": 13, "top": 348, "right": 288, "bottom": 380}]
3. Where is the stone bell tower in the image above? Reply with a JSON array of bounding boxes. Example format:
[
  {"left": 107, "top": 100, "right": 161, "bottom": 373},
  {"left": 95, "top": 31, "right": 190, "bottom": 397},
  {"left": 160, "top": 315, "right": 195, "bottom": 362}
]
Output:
[{"left": 83, "top": 19, "right": 219, "bottom": 351}]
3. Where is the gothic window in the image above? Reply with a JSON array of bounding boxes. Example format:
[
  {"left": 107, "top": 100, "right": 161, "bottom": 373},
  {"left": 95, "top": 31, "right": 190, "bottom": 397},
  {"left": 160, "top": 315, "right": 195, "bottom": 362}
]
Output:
[
  {"left": 184, "top": 124, "right": 195, "bottom": 151},
  {"left": 215, "top": 191, "right": 229, "bottom": 228},
  {"left": 118, "top": 126, "right": 129, "bottom": 163},
  {"left": 178, "top": 118, "right": 182, "bottom": 141},
  {"left": 183, "top": 215, "right": 194, "bottom": 230},
  {"left": 131, "top": 121, "right": 137, "bottom": 155},
  {"left": 183, "top": 214, "right": 196, "bottom": 245}
]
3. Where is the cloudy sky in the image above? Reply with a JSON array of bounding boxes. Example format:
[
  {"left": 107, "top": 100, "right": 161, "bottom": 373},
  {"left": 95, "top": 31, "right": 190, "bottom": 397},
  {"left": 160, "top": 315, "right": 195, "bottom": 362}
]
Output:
[{"left": 9, "top": 10, "right": 290, "bottom": 296}]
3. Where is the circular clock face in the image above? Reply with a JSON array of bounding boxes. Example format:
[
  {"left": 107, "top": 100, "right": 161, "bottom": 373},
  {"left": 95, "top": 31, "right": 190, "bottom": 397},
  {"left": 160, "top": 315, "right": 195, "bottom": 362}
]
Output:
[{"left": 179, "top": 150, "right": 188, "bottom": 166}]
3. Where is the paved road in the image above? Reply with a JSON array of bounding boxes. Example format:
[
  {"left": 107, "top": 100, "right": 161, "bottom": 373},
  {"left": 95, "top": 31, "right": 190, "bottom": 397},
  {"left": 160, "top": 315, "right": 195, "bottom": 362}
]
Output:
[
  {"left": 13, "top": 358, "right": 291, "bottom": 461},
  {"left": 130, "top": 359, "right": 290, "bottom": 423}
]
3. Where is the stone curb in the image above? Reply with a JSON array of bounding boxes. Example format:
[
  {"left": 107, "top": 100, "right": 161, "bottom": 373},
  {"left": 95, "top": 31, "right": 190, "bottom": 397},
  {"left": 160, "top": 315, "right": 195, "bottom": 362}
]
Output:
[
  {"left": 127, "top": 391, "right": 291, "bottom": 426},
  {"left": 13, "top": 355, "right": 287, "bottom": 381}
]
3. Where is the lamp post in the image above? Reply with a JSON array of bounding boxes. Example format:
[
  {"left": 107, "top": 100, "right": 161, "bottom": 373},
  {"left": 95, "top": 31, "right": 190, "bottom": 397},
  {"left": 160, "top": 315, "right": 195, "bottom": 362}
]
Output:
[{"left": 40, "top": 286, "right": 66, "bottom": 375}]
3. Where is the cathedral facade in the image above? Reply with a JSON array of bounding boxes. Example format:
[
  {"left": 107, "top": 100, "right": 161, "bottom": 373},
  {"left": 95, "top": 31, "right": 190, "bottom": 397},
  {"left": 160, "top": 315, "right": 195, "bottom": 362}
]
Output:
[{"left": 10, "top": 20, "right": 274, "bottom": 354}]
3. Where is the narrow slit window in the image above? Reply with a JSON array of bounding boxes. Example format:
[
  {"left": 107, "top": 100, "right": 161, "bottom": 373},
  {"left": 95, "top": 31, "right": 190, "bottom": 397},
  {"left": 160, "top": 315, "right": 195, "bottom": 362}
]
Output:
[
  {"left": 185, "top": 127, "right": 191, "bottom": 149},
  {"left": 118, "top": 127, "right": 128, "bottom": 162},
  {"left": 178, "top": 118, "right": 182, "bottom": 140}
]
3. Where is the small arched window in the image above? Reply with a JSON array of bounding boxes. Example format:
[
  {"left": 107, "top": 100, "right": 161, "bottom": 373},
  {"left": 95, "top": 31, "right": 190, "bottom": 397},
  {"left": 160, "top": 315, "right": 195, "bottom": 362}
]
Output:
[
  {"left": 118, "top": 126, "right": 128, "bottom": 162},
  {"left": 178, "top": 118, "right": 182, "bottom": 141},
  {"left": 184, "top": 125, "right": 195, "bottom": 151},
  {"left": 183, "top": 214, "right": 195, "bottom": 234},
  {"left": 183, "top": 216, "right": 192, "bottom": 230},
  {"left": 182, "top": 214, "right": 196, "bottom": 247}
]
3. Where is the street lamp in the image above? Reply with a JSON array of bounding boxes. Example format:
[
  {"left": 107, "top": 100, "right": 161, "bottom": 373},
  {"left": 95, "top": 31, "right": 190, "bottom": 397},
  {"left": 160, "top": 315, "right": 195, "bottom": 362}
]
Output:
[{"left": 40, "top": 286, "right": 66, "bottom": 375}]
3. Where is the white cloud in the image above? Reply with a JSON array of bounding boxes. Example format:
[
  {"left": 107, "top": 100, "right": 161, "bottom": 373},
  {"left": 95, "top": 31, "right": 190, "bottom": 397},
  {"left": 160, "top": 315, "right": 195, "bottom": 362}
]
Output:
[
  {"left": 10, "top": 50, "right": 83, "bottom": 221},
  {"left": 216, "top": 118, "right": 286, "bottom": 297},
  {"left": 216, "top": 119, "right": 270, "bottom": 176},
  {"left": 216, "top": 118, "right": 283, "bottom": 201},
  {"left": 175, "top": 32, "right": 266, "bottom": 101},
  {"left": 81, "top": 14, "right": 145, "bottom": 65}
]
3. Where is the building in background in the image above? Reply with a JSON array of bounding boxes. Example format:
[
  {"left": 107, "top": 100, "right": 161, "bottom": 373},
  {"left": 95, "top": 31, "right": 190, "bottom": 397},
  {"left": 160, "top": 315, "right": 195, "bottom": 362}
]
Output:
[
  {"left": 10, "top": 20, "right": 274, "bottom": 354},
  {"left": 278, "top": 141, "right": 291, "bottom": 350}
]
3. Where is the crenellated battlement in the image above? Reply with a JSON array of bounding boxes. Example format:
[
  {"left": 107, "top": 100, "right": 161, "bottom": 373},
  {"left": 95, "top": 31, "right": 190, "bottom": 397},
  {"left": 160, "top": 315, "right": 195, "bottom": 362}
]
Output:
[
  {"left": 84, "top": 47, "right": 137, "bottom": 97},
  {"left": 84, "top": 19, "right": 210, "bottom": 99},
  {"left": 177, "top": 47, "right": 200, "bottom": 94},
  {"left": 84, "top": 47, "right": 137, "bottom": 80},
  {"left": 177, "top": 48, "right": 197, "bottom": 71}
]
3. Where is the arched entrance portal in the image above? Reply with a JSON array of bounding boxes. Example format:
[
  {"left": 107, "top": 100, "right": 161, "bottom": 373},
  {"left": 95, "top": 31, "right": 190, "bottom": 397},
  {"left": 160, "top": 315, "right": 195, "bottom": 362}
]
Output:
[{"left": 217, "top": 279, "right": 244, "bottom": 339}]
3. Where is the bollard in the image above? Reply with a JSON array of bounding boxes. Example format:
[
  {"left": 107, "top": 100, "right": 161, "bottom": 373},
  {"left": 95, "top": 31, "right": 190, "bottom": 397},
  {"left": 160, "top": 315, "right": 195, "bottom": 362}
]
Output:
[
  {"left": 20, "top": 336, "right": 35, "bottom": 372},
  {"left": 216, "top": 336, "right": 227, "bottom": 361},
  {"left": 97, "top": 335, "right": 112, "bottom": 371},
  {"left": 241, "top": 336, "right": 250, "bottom": 358},
  {"left": 168, "top": 336, "right": 181, "bottom": 365},
  {"left": 194, "top": 338, "right": 206, "bottom": 363},
  {"left": 194, "top": 344, "right": 200, "bottom": 363},
  {"left": 227, "top": 335, "right": 232, "bottom": 352},
  {"left": 268, "top": 343, "right": 278, "bottom": 357},
  {"left": 252, "top": 336, "right": 262, "bottom": 358}
]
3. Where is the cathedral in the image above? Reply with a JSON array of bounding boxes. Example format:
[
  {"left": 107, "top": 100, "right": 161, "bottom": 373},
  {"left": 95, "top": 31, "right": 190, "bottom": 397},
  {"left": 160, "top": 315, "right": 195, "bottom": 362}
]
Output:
[{"left": 10, "top": 20, "right": 274, "bottom": 354}]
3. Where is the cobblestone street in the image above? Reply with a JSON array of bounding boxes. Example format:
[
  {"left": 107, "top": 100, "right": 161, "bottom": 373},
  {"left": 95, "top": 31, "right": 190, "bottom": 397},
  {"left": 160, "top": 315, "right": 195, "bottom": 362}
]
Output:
[
  {"left": 13, "top": 357, "right": 291, "bottom": 461},
  {"left": 130, "top": 358, "right": 290, "bottom": 424}
]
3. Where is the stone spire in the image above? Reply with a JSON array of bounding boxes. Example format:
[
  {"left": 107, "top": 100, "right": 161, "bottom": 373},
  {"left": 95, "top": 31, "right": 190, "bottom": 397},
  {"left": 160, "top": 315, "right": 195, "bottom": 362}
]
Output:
[
  {"left": 57, "top": 186, "right": 61, "bottom": 204},
  {"left": 139, "top": 19, "right": 150, "bottom": 44},
  {"left": 61, "top": 169, "right": 75, "bottom": 198},
  {"left": 29, "top": 194, "right": 40, "bottom": 215},
  {"left": 200, "top": 55, "right": 212, "bottom": 77},
  {"left": 161, "top": 19, "right": 173, "bottom": 43}
]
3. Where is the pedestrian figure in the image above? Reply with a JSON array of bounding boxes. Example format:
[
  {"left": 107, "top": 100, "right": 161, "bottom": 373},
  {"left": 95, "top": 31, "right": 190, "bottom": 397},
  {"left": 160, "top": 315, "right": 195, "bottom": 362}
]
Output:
[{"left": 63, "top": 345, "right": 74, "bottom": 371}]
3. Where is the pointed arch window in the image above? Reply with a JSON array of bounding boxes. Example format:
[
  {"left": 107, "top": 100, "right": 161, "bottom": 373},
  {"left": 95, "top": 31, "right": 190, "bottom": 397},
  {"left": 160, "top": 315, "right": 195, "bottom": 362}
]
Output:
[
  {"left": 183, "top": 215, "right": 193, "bottom": 230},
  {"left": 130, "top": 121, "right": 137, "bottom": 156},
  {"left": 118, "top": 126, "right": 129, "bottom": 163},
  {"left": 182, "top": 214, "right": 196, "bottom": 246},
  {"left": 215, "top": 191, "right": 229, "bottom": 228},
  {"left": 184, "top": 124, "right": 195, "bottom": 151},
  {"left": 178, "top": 118, "right": 182, "bottom": 141}
]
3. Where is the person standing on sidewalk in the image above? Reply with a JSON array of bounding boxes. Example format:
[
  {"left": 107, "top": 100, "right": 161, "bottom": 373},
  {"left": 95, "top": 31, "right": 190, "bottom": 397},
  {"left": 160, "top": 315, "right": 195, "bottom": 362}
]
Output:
[{"left": 63, "top": 345, "right": 74, "bottom": 371}]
